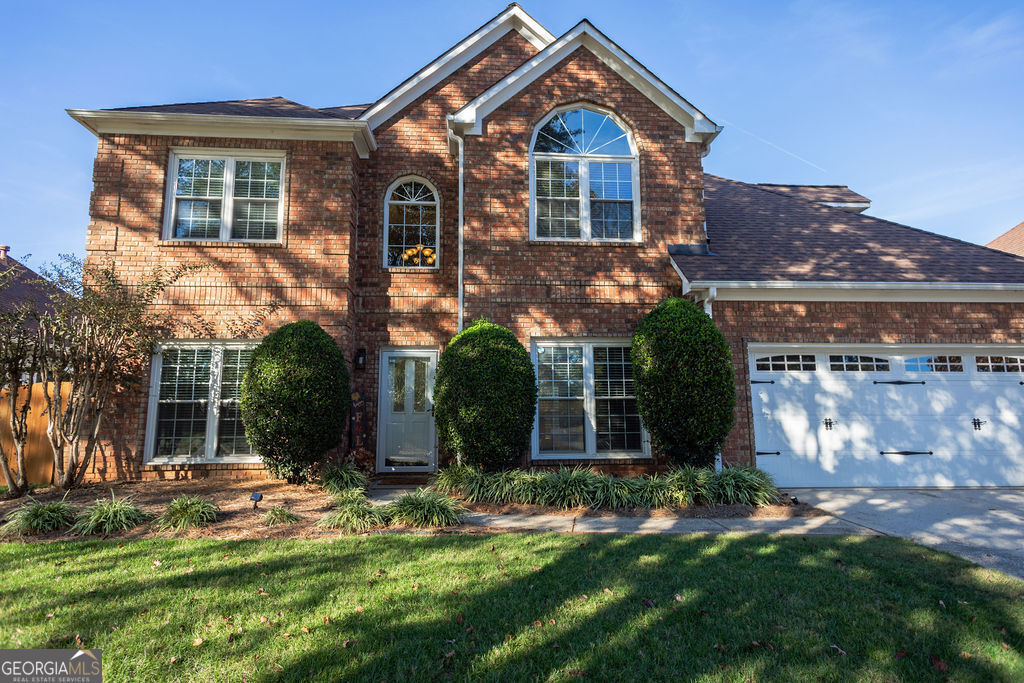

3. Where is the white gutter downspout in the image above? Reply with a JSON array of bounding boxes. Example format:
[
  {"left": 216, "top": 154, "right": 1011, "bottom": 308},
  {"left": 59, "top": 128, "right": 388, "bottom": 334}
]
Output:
[
  {"left": 449, "top": 126, "right": 465, "bottom": 331},
  {"left": 703, "top": 286, "right": 717, "bottom": 318}
]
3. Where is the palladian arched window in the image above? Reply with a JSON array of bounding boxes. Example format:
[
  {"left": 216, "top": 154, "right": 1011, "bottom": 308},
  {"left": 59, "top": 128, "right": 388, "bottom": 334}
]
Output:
[
  {"left": 384, "top": 177, "right": 439, "bottom": 268},
  {"left": 530, "top": 106, "right": 639, "bottom": 241}
]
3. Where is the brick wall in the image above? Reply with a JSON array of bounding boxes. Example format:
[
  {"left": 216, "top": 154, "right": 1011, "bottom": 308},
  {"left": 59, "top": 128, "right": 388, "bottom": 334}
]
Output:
[{"left": 713, "top": 300, "right": 1024, "bottom": 466}]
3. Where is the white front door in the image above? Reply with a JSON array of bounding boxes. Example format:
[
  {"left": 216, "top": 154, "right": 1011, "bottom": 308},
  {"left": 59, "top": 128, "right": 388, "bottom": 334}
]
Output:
[
  {"left": 377, "top": 350, "right": 437, "bottom": 473},
  {"left": 749, "top": 345, "right": 1024, "bottom": 487}
]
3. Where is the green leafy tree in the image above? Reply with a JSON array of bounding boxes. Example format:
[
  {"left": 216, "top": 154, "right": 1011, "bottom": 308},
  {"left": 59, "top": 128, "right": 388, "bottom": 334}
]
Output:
[
  {"left": 631, "top": 298, "right": 736, "bottom": 467},
  {"left": 240, "top": 321, "right": 350, "bottom": 482},
  {"left": 433, "top": 319, "right": 536, "bottom": 471}
]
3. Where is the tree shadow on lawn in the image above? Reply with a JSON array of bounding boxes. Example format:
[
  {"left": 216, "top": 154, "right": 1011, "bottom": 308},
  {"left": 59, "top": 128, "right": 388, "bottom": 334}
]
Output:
[{"left": 1, "top": 534, "right": 1022, "bottom": 681}]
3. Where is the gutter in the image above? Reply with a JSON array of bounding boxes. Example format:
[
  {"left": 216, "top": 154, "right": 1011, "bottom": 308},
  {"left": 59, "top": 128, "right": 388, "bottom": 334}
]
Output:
[{"left": 448, "top": 123, "right": 465, "bottom": 331}]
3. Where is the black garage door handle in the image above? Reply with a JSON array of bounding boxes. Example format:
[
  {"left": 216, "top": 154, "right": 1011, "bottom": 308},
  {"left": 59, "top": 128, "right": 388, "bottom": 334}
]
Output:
[
  {"left": 873, "top": 380, "right": 926, "bottom": 385},
  {"left": 750, "top": 380, "right": 774, "bottom": 384},
  {"left": 880, "top": 450, "right": 933, "bottom": 455},
  {"left": 756, "top": 451, "right": 781, "bottom": 456}
]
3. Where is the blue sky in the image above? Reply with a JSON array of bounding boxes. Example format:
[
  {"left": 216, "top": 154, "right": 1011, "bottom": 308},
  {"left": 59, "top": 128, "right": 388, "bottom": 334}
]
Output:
[{"left": 1, "top": 0, "right": 1022, "bottom": 268}]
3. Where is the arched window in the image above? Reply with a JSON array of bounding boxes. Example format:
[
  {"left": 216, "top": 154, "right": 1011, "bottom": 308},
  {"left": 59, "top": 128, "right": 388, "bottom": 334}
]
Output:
[
  {"left": 530, "top": 106, "right": 639, "bottom": 242},
  {"left": 384, "top": 178, "right": 439, "bottom": 268}
]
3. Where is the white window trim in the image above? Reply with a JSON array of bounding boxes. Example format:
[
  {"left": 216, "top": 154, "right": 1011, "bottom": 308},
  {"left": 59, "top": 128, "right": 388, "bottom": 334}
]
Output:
[
  {"left": 162, "top": 149, "right": 286, "bottom": 243},
  {"left": 528, "top": 105, "right": 641, "bottom": 243},
  {"left": 382, "top": 175, "right": 441, "bottom": 270},
  {"left": 530, "top": 338, "right": 651, "bottom": 460},
  {"left": 143, "top": 340, "right": 261, "bottom": 464}
]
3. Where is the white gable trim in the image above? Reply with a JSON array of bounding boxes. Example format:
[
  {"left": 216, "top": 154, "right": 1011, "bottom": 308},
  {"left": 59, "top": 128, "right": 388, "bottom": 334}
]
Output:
[
  {"left": 358, "top": 5, "right": 555, "bottom": 131},
  {"left": 449, "top": 21, "right": 721, "bottom": 149}
]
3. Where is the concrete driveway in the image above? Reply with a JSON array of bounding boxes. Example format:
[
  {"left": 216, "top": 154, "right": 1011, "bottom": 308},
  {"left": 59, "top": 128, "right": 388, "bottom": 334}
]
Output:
[{"left": 794, "top": 488, "right": 1024, "bottom": 579}]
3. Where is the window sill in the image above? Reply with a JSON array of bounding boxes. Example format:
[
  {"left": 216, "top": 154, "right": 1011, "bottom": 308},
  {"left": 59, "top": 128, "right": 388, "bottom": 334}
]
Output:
[
  {"left": 529, "top": 240, "right": 645, "bottom": 247},
  {"left": 157, "top": 240, "right": 284, "bottom": 249},
  {"left": 533, "top": 452, "right": 651, "bottom": 461},
  {"left": 144, "top": 456, "right": 262, "bottom": 466},
  {"left": 383, "top": 267, "right": 441, "bottom": 273}
]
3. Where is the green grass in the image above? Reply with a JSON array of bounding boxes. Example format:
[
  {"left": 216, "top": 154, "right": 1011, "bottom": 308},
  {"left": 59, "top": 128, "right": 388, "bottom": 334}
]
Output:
[{"left": 0, "top": 535, "right": 1021, "bottom": 681}]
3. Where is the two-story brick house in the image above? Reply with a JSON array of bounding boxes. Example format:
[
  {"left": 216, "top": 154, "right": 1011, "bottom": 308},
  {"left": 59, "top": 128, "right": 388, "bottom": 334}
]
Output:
[{"left": 68, "top": 5, "right": 1024, "bottom": 488}]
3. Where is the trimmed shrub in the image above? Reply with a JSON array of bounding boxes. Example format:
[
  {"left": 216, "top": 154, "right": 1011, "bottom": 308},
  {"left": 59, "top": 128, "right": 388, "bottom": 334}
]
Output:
[
  {"left": 320, "top": 461, "right": 367, "bottom": 495},
  {"left": 72, "top": 492, "right": 148, "bottom": 535},
  {"left": 0, "top": 495, "right": 76, "bottom": 536},
  {"left": 241, "top": 321, "right": 350, "bottom": 482},
  {"left": 632, "top": 298, "right": 736, "bottom": 467},
  {"left": 262, "top": 506, "right": 301, "bottom": 527},
  {"left": 386, "top": 489, "right": 465, "bottom": 528},
  {"left": 433, "top": 319, "right": 537, "bottom": 471},
  {"left": 155, "top": 495, "right": 219, "bottom": 532}
]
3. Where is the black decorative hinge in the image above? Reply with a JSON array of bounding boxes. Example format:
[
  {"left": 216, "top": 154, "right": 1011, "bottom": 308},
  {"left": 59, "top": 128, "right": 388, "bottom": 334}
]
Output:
[
  {"left": 822, "top": 418, "right": 836, "bottom": 430},
  {"left": 873, "top": 380, "right": 926, "bottom": 385},
  {"left": 880, "top": 450, "right": 933, "bottom": 455},
  {"left": 972, "top": 418, "right": 987, "bottom": 431},
  {"left": 755, "top": 451, "right": 781, "bottom": 456},
  {"left": 751, "top": 380, "right": 775, "bottom": 384}
]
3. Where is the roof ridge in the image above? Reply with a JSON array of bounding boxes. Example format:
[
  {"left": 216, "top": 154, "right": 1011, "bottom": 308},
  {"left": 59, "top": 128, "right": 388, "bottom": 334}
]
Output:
[
  {"left": 707, "top": 174, "right": 1024, "bottom": 265},
  {"left": 110, "top": 95, "right": 300, "bottom": 111}
]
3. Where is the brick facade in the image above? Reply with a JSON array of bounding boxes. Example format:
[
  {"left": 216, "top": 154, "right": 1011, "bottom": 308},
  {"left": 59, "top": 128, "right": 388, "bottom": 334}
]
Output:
[{"left": 78, "top": 26, "right": 1024, "bottom": 483}]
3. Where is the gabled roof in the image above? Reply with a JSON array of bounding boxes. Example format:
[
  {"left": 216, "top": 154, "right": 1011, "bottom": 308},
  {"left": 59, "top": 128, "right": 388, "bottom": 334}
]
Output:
[
  {"left": 449, "top": 20, "right": 721, "bottom": 151},
  {"left": 320, "top": 104, "right": 371, "bottom": 120},
  {"left": 109, "top": 96, "right": 342, "bottom": 119},
  {"left": 987, "top": 221, "right": 1024, "bottom": 257},
  {"left": 670, "top": 176, "right": 1024, "bottom": 285},
  {"left": 357, "top": 4, "right": 555, "bottom": 130},
  {"left": 754, "top": 184, "right": 870, "bottom": 213}
]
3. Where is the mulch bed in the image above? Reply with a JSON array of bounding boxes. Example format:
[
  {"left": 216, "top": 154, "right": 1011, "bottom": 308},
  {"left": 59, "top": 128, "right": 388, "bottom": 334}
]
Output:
[{"left": 1, "top": 479, "right": 825, "bottom": 541}]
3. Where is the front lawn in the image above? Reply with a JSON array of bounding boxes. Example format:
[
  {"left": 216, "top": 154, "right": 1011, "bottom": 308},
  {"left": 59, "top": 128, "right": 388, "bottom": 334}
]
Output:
[{"left": 1, "top": 534, "right": 1021, "bottom": 681}]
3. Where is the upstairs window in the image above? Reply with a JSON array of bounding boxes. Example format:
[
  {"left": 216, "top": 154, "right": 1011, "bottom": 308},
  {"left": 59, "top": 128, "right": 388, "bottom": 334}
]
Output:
[
  {"left": 530, "top": 107, "right": 639, "bottom": 242},
  {"left": 164, "top": 151, "right": 285, "bottom": 242},
  {"left": 384, "top": 178, "right": 440, "bottom": 268}
]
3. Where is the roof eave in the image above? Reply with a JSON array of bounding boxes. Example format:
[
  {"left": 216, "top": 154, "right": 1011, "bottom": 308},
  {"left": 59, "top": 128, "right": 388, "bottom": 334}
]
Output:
[{"left": 67, "top": 109, "right": 378, "bottom": 157}]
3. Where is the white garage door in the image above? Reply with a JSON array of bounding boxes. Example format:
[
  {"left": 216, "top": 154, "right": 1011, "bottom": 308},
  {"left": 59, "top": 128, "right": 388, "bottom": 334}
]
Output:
[{"left": 750, "top": 347, "right": 1024, "bottom": 487}]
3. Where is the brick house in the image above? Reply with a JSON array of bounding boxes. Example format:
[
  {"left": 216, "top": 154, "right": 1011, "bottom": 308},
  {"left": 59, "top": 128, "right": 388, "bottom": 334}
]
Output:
[{"left": 68, "top": 5, "right": 1024, "bottom": 487}]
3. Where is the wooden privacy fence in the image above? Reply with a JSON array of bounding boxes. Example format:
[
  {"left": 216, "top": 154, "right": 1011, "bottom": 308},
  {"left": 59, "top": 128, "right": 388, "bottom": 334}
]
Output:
[{"left": 0, "top": 384, "right": 65, "bottom": 486}]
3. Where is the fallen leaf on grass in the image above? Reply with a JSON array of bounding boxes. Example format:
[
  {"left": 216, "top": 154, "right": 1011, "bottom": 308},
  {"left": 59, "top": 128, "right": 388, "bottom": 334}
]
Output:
[
  {"left": 674, "top": 594, "right": 683, "bottom": 602},
  {"left": 354, "top": 606, "right": 364, "bottom": 613},
  {"left": 301, "top": 627, "right": 310, "bottom": 634},
  {"left": 444, "top": 650, "right": 455, "bottom": 659},
  {"left": 323, "top": 616, "right": 331, "bottom": 625},
  {"left": 192, "top": 638, "right": 203, "bottom": 647},
  {"left": 642, "top": 599, "right": 655, "bottom": 608},
  {"left": 895, "top": 650, "right": 907, "bottom": 659},
  {"left": 169, "top": 656, "right": 177, "bottom": 664},
  {"left": 713, "top": 644, "right": 727, "bottom": 652},
  {"left": 930, "top": 654, "right": 948, "bottom": 672},
  {"left": 829, "top": 645, "right": 848, "bottom": 656},
  {"left": 1003, "top": 642, "right": 1012, "bottom": 651},
  {"left": 342, "top": 638, "right": 354, "bottom": 648},
  {"left": 282, "top": 633, "right": 291, "bottom": 639}
]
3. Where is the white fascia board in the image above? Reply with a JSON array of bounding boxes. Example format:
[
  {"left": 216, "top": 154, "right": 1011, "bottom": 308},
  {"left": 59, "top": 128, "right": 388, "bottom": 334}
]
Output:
[
  {"left": 358, "top": 5, "right": 555, "bottom": 131},
  {"left": 668, "top": 257, "right": 691, "bottom": 295},
  {"left": 688, "top": 279, "right": 1024, "bottom": 302},
  {"left": 450, "top": 21, "right": 721, "bottom": 147},
  {"left": 68, "top": 109, "right": 377, "bottom": 158}
]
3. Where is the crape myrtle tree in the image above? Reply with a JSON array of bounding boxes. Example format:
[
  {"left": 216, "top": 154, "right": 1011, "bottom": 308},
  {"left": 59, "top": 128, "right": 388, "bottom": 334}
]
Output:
[
  {"left": 37, "top": 255, "right": 200, "bottom": 489},
  {"left": 433, "top": 319, "right": 537, "bottom": 471},
  {"left": 631, "top": 298, "right": 736, "bottom": 468},
  {"left": 0, "top": 268, "right": 41, "bottom": 498},
  {"left": 240, "top": 321, "right": 350, "bottom": 483}
]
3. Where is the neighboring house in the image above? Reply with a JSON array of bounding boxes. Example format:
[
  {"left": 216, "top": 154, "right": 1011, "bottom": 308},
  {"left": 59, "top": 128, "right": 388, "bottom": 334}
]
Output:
[
  {"left": 988, "top": 221, "right": 1024, "bottom": 256},
  {"left": 67, "top": 5, "right": 1024, "bottom": 487},
  {"left": 0, "top": 246, "right": 51, "bottom": 317}
]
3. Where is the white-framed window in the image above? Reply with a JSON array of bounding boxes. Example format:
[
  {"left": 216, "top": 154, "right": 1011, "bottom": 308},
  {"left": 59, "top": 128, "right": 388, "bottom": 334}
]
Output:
[
  {"left": 904, "top": 355, "right": 964, "bottom": 372},
  {"left": 529, "top": 106, "right": 640, "bottom": 242},
  {"left": 144, "top": 341, "right": 258, "bottom": 462},
  {"left": 384, "top": 177, "right": 440, "bottom": 268},
  {"left": 163, "top": 150, "right": 285, "bottom": 242},
  {"left": 532, "top": 339, "right": 649, "bottom": 459}
]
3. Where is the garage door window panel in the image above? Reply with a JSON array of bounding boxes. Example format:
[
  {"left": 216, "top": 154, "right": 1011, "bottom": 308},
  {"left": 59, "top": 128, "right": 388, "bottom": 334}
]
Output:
[
  {"left": 755, "top": 354, "right": 816, "bottom": 372},
  {"left": 829, "top": 355, "right": 890, "bottom": 372},
  {"left": 905, "top": 356, "right": 963, "bottom": 372},
  {"left": 976, "top": 356, "right": 1024, "bottom": 373}
]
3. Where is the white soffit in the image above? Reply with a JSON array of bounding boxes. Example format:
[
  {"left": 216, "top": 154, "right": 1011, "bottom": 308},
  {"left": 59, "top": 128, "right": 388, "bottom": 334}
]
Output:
[
  {"left": 684, "top": 279, "right": 1024, "bottom": 302},
  {"left": 449, "top": 20, "right": 722, "bottom": 147},
  {"left": 67, "top": 110, "right": 377, "bottom": 158},
  {"left": 358, "top": 5, "right": 555, "bottom": 131}
]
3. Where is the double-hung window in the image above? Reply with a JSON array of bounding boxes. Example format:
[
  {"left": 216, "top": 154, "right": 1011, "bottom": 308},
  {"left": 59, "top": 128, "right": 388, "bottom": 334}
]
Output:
[
  {"left": 530, "top": 107, "right": 640, "bottom": 242},
  {"left": 533, "top": 340, "right": 648, "bottom": 458},
  {"left": 146, "top": 342, "right": 257, "bottom": 462},
  {"left": 164, "top": 151, "right": 285, "bottom": 242}
]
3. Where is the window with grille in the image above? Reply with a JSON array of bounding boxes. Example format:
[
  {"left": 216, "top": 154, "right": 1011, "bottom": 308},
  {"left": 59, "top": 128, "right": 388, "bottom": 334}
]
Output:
[
  {"left": 828, "top": 355, "right": 890, "bottom": 372},
  {"left": 904, "top": 355, "right": 963, "bottom": 372},
  {"left": 535, "top": 341, "right": 647, "bottom": 457},
  {"left": 976, "top": 355, "right": 1024, "bottom": 372},
  {"left": 384, "top": 178, "right": 439, "bottom": 268},
  {"left": 531, "top": 107, "right": 639, "bottom": 242},
  {"left": 164, "top": 152, "right": 284, "bottom": 242},
  {"left": 754, "top": 354, "right": 817, "bottom": 372},
  {"left": 148, "top": 343, "right": 257, "bottom": 461}
]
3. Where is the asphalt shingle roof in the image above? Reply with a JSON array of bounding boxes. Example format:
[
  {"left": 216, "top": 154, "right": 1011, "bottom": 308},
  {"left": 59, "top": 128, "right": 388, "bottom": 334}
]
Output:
[
  {"left": 671, "top": 175, "right": 1024, "bottom": 284},
  {"left": 754, "top": 184, "right": 869, "bottom": 206},
  {"left": 0, "top": 255, "right": 51, "bottom": 316},
  {"left": 109, "top": 96, "right": 347, "bottom": 120},
  {"left": 987, "top": 222, "right": 1024, "bottom": 257}
]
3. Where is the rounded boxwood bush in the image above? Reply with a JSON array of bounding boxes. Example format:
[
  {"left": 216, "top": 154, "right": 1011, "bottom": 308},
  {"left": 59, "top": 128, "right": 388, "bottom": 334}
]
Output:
[
  {"left": 241, "top": 321, "right": 350, "bottom": 482},
  {"left": 631, "top": 298, "right": 735, "bottom": 467},
  {"left": 433, "top": 319, "right": 537, "bottom": 471}
]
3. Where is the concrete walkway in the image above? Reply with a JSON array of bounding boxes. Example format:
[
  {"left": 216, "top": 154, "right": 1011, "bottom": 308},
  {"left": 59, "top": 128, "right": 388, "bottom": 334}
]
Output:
[
  {"left": 794, "top": 488, "right": 1024, "bottom": 579},
  {"left": 462, "top": 512, "right": 876, "bottom": 535}
]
